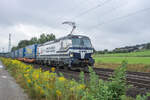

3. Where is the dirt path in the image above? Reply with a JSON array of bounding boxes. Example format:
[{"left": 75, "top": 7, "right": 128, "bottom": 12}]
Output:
[{"left": 0, "top": 61, "right": 29, "bottom": 100}]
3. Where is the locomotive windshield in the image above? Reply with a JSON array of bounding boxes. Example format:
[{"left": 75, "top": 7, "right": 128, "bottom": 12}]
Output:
[{"left": 72, "top": 37, "right": 92, "bottom": 47}]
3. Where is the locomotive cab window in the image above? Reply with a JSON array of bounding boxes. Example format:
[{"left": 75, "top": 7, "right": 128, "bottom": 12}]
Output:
[{"left": 72, "top": 37, "right": 92, "bottom": 48}]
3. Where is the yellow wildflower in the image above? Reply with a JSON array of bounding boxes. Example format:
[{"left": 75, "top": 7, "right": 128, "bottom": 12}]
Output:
[
  {"left": 26, "top": 69, "right": 30, "bottom": 72},
  {"left": 40, "top": 89, "right": 44, "bottom": 95},
  {"left": 24, "top": 74, "right": 29, "bottom": 77},
  {"left": 46, "top": 84, "right": 54, "bottom": 89},
  {"left": 37, "top": 85, "right": 41, "bottom": 90},
  {"left": 32, "top": 72, "right": 39, "bottom": 79},
  {"left": 58, "top": 77, "right": 66, "bottom": 82},
  {"left": 39, "top": 68, "right": 42, "bottom": 72},
  {"left": 27, "top": 79, "right": 31, "bottom": 83},
  {"left": 51, "top": 67, "right": 55, "bottom": 72},
  {"left": 56, "top": 90, "right": 62, "bottom": 96},
  {"left": 35, "top": 74, "right": 39, "bottom": 79},
  {"left": 77, "top": 84, "right": 85, "bottom": 90}
]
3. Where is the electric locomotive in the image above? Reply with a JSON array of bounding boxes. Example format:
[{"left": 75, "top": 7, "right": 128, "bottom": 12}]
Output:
[
  {"left": 36, "top": 34, "right": 94, "bottom": 69},
  {"left": 8, "top": 22, "right": 95, "bottom": 70}
]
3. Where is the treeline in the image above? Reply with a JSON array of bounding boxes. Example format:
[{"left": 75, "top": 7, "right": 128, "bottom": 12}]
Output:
[
  {"left": 11, "top": 33, "right": 55, "bottom": 51},
  {"left": 146, "top": 43, "right": 150, "bottom": 49},
  {"left": 95, "top": 43, "right": 150, "bottom": 54},
  {"left": 95, "top": 49, "right": 111, "bottom": 54},
  {"left": 95, "top": 49, "right": 130, "bottom": 54}
]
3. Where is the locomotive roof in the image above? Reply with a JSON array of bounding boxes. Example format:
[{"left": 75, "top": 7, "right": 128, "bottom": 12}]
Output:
[
  {"left": 40, "top": 34, "right": 89, "bottom": 46},
  {"left": 57, "top": 34, "right": 89, "bottom": 40}
]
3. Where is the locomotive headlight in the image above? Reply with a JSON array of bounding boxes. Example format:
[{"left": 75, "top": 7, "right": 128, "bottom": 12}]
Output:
[{"left": 70, "top": 53, "right": 73, "bottom": 57}]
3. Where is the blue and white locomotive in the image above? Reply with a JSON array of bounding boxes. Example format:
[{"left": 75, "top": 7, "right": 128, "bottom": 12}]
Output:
[
  {"left": 36, "top": 34, "right": 94, "bottom": 69},
  {"left": 7, "top": 22, "right": 95, "bottom": 70}
]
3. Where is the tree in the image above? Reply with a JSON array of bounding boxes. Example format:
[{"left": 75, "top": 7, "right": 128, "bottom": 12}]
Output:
[
  {"left": 30, "top": 37, "right": 38, "bottom": 44},
  {"left": 38, "top": 34, "right": 46, "bottom": 44},
  {"left": 38, "top": 33, "right": 55, "bottom": 44},
  {"left": 11, "top": 46, "right": 18, "bottom": 51},
  {"left": 46, "top": 34, "right": 55, "bottom": 41},
  {"left": 11, "top": 33, "right": 56, "bottom": 51},
  {"left": 18, "top": 40, "right": 30, "bottom": 48},
  {"left": 104, "top": 49, "right": 108, "bottom": 54},
  {"left": 146, "top": 43, "right": 150, "bottom": 49}
]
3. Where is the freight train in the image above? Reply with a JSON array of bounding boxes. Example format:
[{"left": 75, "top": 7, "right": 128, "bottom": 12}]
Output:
[{"left": 8, "top": 34, "right": 95, "bottom": 70}]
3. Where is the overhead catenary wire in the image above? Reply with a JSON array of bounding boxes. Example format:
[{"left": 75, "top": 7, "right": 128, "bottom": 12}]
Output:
[
  {"left": 59, "top": 0, "right": 109, "bottom": 33},
  {"left": 58, "top": 0, "right": 127, "bottom": 35},
  {"left": 77, "top": 6, "right": 150, "bottom": 39},
  {"left": 58, "top": 0, "right": 118, "bottom": 33},
  {"left": 69, "top": 0, "right": 115, "bottom": 34},
  {"left": 73, "top": 0, "right": 113, "bottom": 20},
  {"left": 91, "top": 7, "right": 150, "bottom": 29},
  {"left": 98, "top": 1, "right": 128, "bottom": 19}
]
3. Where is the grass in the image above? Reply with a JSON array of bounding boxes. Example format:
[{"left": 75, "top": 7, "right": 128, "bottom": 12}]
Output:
[
  {"left": 94, "top": 56, "right": 150, "bottom": 64},
  {"left": 93, "top": 50, "right": 150, "bottom": 72}
]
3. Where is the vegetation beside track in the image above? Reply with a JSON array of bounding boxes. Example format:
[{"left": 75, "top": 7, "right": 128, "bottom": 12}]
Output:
[
  {"left": 1, "top": 58, "right": 150, "bottom": 100},
  {"left": 93, "top": 50, "right": 150, "bottom": 73}
]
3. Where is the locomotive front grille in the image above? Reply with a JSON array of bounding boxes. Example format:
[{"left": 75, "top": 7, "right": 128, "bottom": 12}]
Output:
[{"left": 73, "top": 53, "right": 91, "bottom": 59}]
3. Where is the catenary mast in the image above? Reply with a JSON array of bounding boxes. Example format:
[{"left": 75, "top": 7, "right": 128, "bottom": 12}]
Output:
[{"left": 8, "top": 33, "right": 11, "bottom": 52}]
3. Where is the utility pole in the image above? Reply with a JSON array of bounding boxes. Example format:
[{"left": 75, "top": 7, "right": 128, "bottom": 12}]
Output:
[
  {"left": 8, "top": 33, "right": 11, "bottom": 52},
  {"left": 2, "top": 48, "right": 4, "bottom": 53}
]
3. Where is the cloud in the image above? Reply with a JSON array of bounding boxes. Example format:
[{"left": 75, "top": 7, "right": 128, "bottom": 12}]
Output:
[{"left": 0, "top": 0, "right": 150, "bottom": 51}]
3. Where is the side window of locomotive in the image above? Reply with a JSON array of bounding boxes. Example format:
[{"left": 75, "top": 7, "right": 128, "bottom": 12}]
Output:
[
  {"left": 67, "top": 39, "right": 72, "bottom": 47},
  {"left": 64, "top": 39, "right": 72, "bottom": 49},
  {"left": 60, "top": 39, "right": 72, "bottom": 50}
]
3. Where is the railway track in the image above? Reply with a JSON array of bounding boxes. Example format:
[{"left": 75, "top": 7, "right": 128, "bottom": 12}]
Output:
[
  {"left": 26, "top": 63, "right": 150, "bottom": 98},
  {"left": 94, "top": 68, "right": 150, "bottom": 89},
  {"left": 27, "top": 63, "right": 150, "bottom": 90},
  {"left": 59, "top": 68, "right": 150, "bottom": 90}
]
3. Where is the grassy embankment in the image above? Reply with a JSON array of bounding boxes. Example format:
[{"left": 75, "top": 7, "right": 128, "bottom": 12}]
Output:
[{"left": 94, "top": 50, "right": 150, "bottom": 72}]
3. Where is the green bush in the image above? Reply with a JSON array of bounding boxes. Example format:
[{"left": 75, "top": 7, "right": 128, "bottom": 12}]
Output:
[
  {"left": 81, "top": 61, "right": 127, "bottom": 100},
  {"left": 136, "top": 93, "right": 150, "bottom": 100}
]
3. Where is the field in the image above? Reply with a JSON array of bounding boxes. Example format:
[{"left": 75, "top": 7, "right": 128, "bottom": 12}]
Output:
[
  {"left": 94, "top": 56, "right": 150, "bottom": 64},
  {"left": 94, "top": 50, "right": 150, "bottom": 72},
  {"left": 97, "top": 50, "right": 150, "bottom": 57}
]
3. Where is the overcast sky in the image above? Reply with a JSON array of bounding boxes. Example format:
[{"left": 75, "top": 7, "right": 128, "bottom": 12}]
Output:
[{"left": 0, "top": 0, "right": 150, "bottom": 52}]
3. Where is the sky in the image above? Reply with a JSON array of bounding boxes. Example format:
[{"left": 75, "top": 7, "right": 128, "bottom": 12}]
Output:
[{"left": 0, "top": 0, "right": 150, "bottom": 52}]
